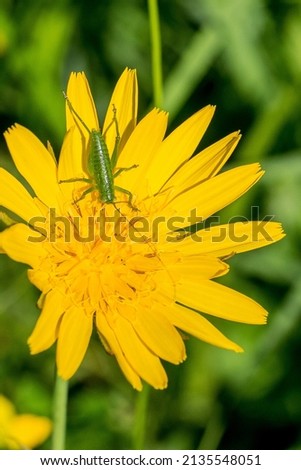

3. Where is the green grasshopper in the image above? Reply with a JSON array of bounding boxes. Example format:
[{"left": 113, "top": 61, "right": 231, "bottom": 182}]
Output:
[
  {"left": 60, "top": 93, "right": 138, "bottom": 210},
  {"left": 61, "top": 95, "right": 176, "bottom": 296}
]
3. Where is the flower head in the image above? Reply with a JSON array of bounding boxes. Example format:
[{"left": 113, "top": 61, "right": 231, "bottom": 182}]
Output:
[
  {"left": 0, "top": 395, "right": 51, "bottom": 449},
  {"left": 0, "top": 69, "right": 285, "bottom": 390}
]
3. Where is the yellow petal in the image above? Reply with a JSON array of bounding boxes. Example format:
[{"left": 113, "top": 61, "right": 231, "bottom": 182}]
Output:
[
  {"left": 65, "top": 72, "right": 99, "bottom": 178},
  {"left": 96, "top": 312, "right": 142, "bottom": 391},
  {"left": 28, "top": 269, "right": 51, "bottom": 293},
  {"left": 116, "top": 108, "right": 168, "bottom": 193},
  {"left": 0, "top": 168, "right": 42, "bottom": 222},
  {"left": 28, "top": 289, "right": 65, "bottom": 353},
  {"left": 133, "top": 304, "right": 186, "bottom": 364},
  {"left": 176, "top": 279, "right": 268, "bottom": 324},
  {"left": 0, "top": 211, "right": 16, "bottom": 226},
  {"left": 165, "top": 303, "right": 243, "bottom": 352},
  {"left": 103, "top": 68, "right": 138, "bottom": 156},
  {"left": 169, "top": 131, "right": 241, "bottom": 191},
  {"left": 4, "top": 124, "right": 60, "bottom": 209},
  {"left": 167, "top": 254, "right": 229, "bottom": 280},
  {"left": 66, "top": 72, "right": 99, "bottom": 132},
  {"left": 165, "top": 163, "right": 264, "bottom": 223},
  {"left": 0, "top": 395, "right": 15, "bottom": 424},
  {"left": 7, "top": 415, "right": 52, "bottom": 449},
  {"left": 170, "top": 222, "right": 285, "bottom": 257},
  {"left": 110, "top": 313, "right": 168, "bottom": 389},
  {"left": 57, "top": 126, "right": 85, "bottom": 201},
  {"left": 56, "top": 307, "right": 93, "bottom": 379},
  {"left": 0, "top": 224, "right": 46, "bottom": 267},
  {"left": 147, "top": 105, "right": 215, "bottom": 194}
]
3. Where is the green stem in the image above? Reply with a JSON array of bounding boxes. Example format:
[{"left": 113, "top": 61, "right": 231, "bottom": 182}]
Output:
[
  {"left": 132, "top": 385, "right": 150, "bottom": 449},
  {"left": 132, "top": 0, "right": 162, "bottom": 450},
  {"left": 148, "top": 0, "right": 163, "bottom": 108},
  {"left": 136, "top": 0, "right": 161, "bottom": 448},
  {"left": 52, "top": 374, "right": 68, "bottom": 450}
]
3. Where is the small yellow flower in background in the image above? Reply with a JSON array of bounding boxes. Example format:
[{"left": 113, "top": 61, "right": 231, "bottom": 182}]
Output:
[
  {"left": 0, "top": 69, "right": 285, "bottom": 390},
  {"left": 0, "top": 395, "right": 52, "bottom": 449}
]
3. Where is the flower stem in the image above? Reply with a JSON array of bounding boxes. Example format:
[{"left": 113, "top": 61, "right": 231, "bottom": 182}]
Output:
[
  {"left": 148, "top": 0, "right": 163, "bottom": 108},
  {"left": 134, "top": 0, "right": 162, "bottom": 450},
  {"left": 52, "top": 374, "right": 68, "bottom": 450},
  {"left": 132, "top": 385, "right": 150, "bottom": 449}
]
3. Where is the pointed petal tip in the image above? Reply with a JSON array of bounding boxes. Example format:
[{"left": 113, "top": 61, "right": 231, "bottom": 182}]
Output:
[
  {"left": 155, "top": 380, "right": 168, "bottom": 391},
  {"left": 153, "top": 107, "right": 169, "bottom": 117},
  {"left": 180, "top": 352, "right": 187, "bottom": 363},
  {"left": 255, "top": 308, "right": 268, "bottom": 325},
  {"left": 133, "top": 382, "right": 143, "bottom": 392},
  {"left": 172, "top": 349, "right": 187, "bottom": 365},
  {"left": 277, "top": 223, "right": 286, "bottom": 237},
  {"left": 133, "top": 377, "right": 168, "bottom": 391},
  {"left": 27, "top": 338, "right": 38, "bottom": 355},
  {"left": 203, "top": 104, "right": 216, "bottom": 117},
  {"left": 27, "top": 336, "right": 45, "bottom": 356},
  {"left": 124, "top": 66, "right": 136, "bottom": 74},
  {"left": 263, "top": 221, "right": 286, "bottom": 242},
  {"left": 70, "top": 71, "right": 86, "bottom": 79},
  {"left": 27, "top": 340, "right": 34, "bottom": 354},
  {"left": 3, "top": 123, "right": 20, "bottom": 138}
]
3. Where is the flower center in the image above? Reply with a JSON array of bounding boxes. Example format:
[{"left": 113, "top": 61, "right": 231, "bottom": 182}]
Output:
[{"left": 37, "top": 202, "right": 171, "bottom": 315}]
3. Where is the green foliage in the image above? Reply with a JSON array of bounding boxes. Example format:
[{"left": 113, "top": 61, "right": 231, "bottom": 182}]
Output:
[{"left": 0, "top": 0, "right": 300, "bottom": 450}]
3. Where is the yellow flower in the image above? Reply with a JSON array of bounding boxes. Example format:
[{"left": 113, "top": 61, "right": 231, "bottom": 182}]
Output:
[
  {"left": 0, "top": 69, "right": 285, "bottom": 391},
  {"left": 0, "top": 395, "right": 52, "bottom": 449}
]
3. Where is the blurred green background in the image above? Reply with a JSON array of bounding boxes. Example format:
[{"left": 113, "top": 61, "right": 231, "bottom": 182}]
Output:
[{"left": 0, "top": 0, "right": 300, "bottom": 450}]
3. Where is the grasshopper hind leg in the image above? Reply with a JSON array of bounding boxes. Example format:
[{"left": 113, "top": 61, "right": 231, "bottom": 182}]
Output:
[{"left": 114, "top": 185, "right": 139, "bottom": 211}]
